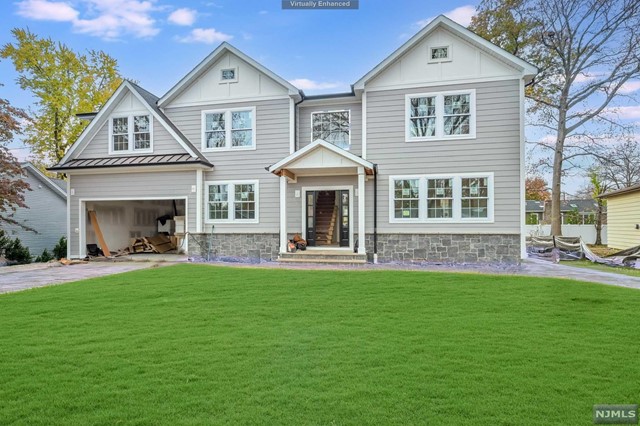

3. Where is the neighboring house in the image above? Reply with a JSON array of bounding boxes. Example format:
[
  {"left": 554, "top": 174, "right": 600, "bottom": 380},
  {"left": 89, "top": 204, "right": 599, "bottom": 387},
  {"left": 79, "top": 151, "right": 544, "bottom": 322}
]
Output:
[
  {"left": 2, "top": 163, "right": 67, "bottom": 256},
  {"left": 49, "top": 16, "right": 536, "bottom": 263},
  {"left": 526, "top": 199, "right": 606, "bottom": 225},
  {"left": 525, "top": 200, "right": 544, "bottom": 224},
  {"left": 599, "top": 184, "right": 640, "bottom": 249}
]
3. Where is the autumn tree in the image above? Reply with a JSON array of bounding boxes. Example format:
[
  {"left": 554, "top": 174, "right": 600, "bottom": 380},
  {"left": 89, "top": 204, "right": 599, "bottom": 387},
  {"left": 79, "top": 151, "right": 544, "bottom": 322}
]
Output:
[
  {"left": 470, "top": 0, "right": 640, "bottom": 236},
  {"left": 525, "top": 176, "right": 551, "bottom": 201},
  {"left": 1, "top": 28, "right": 123, "bottom": 165},
  {"left": 0, "top": 92, "right": 31, "bottom": 227}
]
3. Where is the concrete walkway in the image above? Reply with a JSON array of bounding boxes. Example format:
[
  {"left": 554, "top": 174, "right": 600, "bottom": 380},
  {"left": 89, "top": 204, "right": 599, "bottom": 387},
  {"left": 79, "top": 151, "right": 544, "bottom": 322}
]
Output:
[
  {"left": 519, "top": 258, "right": 640, "bottom": 289},
  {"left": 0, "top": 261, "right": 161, "bottom": 294}
]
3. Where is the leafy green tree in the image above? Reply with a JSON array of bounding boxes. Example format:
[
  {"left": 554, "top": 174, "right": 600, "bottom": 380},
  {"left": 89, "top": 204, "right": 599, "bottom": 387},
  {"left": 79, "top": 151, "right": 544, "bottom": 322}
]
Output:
[
  {"left": 589, "top": 171, "right": 609, "bottom": 245},
  {"left": 564, "top": 208, "right": 581, "bottom": 225},
  {"left": 1, "top": 28, "right": 123, "bottom": 165},
  {"left": 470, "top": 0, "right": 640, "bottom": 236}
]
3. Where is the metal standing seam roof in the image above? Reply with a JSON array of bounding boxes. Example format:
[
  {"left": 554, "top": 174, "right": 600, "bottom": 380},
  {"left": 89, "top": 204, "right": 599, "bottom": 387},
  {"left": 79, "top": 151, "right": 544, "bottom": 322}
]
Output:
[{"left": 48, "top": 153, "right": 212, "bottom": 171}]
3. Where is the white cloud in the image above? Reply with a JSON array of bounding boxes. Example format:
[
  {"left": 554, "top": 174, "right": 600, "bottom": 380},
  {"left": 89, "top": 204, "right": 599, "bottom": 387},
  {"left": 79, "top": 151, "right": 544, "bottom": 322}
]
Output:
[
  {"left": 177, "top": 28, "right": 232, "bottom": 44},
  {"left": 604, "top": 106, "right": 640, "bottom": 120},
  {"left": 15, "top": 0, "right": 161, "bottom": 40},
  {"left": 619, "top": 81, "right": 640, "bottom": 94},
  {"left": 16, "top": 0, "right": 78, "bottom": 22},
  {"left": 416, "top": 5, "right": 476, "bottom": 28},
  {"left": 168, "top": 8, "right": 196, "bottom": 26},
  {"left": 289, "top": 79, "right": 341, "bottom": 90}
]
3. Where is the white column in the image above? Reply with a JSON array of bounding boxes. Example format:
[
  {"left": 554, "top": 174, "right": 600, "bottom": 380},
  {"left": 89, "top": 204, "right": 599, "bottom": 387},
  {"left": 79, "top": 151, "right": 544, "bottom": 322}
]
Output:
[
  {"left": 196, "top": 169, "right": 203, "bottom": 233},
  {"left": 358, "top": 167, "right": 366, "bottom": 254},
  {"left": 280, "top": 175, "right": 288, "bottom": 253}
]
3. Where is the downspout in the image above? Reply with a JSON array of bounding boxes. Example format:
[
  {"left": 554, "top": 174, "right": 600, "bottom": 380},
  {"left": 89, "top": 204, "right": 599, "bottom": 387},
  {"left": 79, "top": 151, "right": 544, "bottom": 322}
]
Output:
[
  {"left": 373, "top": 163, "right": 378, "bottom": 264},
  {"left": 293, "top": 90, "right": 305, "bottom": 152}
]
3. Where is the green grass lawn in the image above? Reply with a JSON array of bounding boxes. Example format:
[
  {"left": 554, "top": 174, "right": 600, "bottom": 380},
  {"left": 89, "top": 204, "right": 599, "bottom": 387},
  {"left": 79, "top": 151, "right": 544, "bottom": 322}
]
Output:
[
  {"left": 561, "top": 259, "right": 640, "bottom": 278},
  {"left": 1, "top": 265, "right": 639, "bottom": 425}
]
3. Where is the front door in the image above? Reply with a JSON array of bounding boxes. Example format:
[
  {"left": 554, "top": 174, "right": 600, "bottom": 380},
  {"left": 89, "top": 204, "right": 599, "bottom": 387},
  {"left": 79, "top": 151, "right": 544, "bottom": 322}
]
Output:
[
  {"left": 305, "top": 191, "right": 317, "bottom": 246},
  {"left": 338, "top": 190, "right": 349, "bottom": 247},
  {"left": 305, "top": 190, "right": 349, "bottom": 248}
]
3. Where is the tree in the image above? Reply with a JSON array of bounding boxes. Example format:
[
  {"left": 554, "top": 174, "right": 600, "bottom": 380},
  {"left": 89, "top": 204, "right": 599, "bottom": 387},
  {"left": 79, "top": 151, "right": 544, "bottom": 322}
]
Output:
[
  {"left": 525, "top": 176, "right": 551, "bottom": 201},
  {"left": 52, "top": 236, "right": 67, "bottom": 260},
  {"left": 1, "top": 28, "right": 123, "bottom": 165},
  {"left": 4, "top": 238, "right": 31, "bottom": 264},
  {"left": 0, "top": 92, "right": 31, "bottom": 227},
  {"left": 594, "top": 140, "right": 640, "bottom": 190},
  {"left": 470, "top": 0, "right": 640, "bottom": 236},
  {"left": 589, "top": 171, "right": 608, "bottom": 245}
]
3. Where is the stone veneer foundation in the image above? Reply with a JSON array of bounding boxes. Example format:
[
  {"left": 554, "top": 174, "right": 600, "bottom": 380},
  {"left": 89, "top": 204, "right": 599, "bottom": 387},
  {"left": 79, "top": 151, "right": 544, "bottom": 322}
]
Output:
[{"left": 189, "top": 232, "right": 521, "bottom": 263}]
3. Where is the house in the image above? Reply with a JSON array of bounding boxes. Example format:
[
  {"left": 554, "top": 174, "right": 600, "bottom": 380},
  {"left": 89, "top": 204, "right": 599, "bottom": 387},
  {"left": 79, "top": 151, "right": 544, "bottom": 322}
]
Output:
[
  {"left": 598, "top": 184, "right": 640, "bottom": 249},
  {"left": 2, "top": 163, "right": 67, "bottom": 256},
  {"left": 525, "top": 200, "right": 544, "bottom": 224},
  {"left": 49, "top": 16, "right": 536, "bottom": 263},
  {"left": 526, "top": 199, "right": 605, "bottom": 225}
]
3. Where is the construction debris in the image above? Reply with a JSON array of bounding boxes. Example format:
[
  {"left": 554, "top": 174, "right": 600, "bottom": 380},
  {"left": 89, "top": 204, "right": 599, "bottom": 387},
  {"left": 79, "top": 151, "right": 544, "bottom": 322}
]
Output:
[
  {"left": 527, "top": 235, "right": 640, "bottom": 268},
  {"left": 113, "top": 235, "right": 178, "bottom": 257}
]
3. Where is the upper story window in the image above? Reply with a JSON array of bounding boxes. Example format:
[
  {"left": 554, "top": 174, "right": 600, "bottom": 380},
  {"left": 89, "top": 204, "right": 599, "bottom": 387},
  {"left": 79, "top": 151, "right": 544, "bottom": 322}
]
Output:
[
  {"left": 202, "top": 107, "right": 256, "bottom": 151},
  {"left": 429, "top": 45, "right": 451, "bottom": 62},
  {"left": 220, "top": 68, "right": 238, "bottom": 83},
  {"left": 390, "top": 173, "right": 493, "bottom": 223},
  {"left": 109, "top": 114, "right": 152, "bottom": 154},
  {"left": 406, "top": 90, "right": 475, "bottom": 141},
  {"left": 311, "top": 110, "right": 350, "bottom": 150}
]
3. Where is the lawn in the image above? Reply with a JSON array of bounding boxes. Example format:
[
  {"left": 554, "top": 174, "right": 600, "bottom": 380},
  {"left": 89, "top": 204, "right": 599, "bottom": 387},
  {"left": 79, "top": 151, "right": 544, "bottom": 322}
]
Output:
[
  {"left": 1, "top": 265, "right": 639, "bottom": 425},
  {"left": 561, "top": 259, "right": 640, "bottom": 278}
]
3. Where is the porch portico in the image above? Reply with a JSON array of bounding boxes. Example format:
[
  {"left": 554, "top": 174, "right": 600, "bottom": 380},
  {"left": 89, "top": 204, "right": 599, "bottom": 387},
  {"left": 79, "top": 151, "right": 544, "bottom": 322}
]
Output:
[{"left": 268, "top": 140, "right": 376, "bottom": 255}]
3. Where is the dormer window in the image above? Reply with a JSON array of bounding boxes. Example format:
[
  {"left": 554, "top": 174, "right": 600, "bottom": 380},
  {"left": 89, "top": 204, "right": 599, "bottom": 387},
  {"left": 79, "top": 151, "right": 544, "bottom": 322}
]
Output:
[
  {"left": 109, "top": 114, "right": 153, "bottom": 154},
  {"left": 220, "top": 68, "right": 238, "bottom": 83},
  {"left": 429, "top": 46, "right": 451, "bottom": 62}
]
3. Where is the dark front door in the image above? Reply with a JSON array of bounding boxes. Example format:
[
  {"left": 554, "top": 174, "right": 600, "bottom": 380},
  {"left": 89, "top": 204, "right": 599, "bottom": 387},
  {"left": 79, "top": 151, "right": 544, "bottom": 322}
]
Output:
[
  {"left": 338, "top": 190, "right": 349, "bottom": 247},
  {"left": 305, "top": 190, "right": 316, "bottom": 246}
]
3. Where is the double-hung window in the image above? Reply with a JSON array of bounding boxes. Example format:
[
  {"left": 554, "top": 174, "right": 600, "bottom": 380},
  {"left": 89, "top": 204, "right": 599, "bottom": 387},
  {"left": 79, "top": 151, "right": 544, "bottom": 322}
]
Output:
[
  {"left": 406, "top": 90, "right": 475, "bottom": 141},
  {"left": 311, "top": 110, "right": 350, "bottom": 150},
  {"left": 202, "top": 107, "right": 256, "bottom": 151},
  {"left": 390, "top": 173, "right": 493, "bottom": 223},
  {"left": 205, "top": 181, "right": 258, "bottom": 223},
  {"left": 110, "top": 114, "right": 152, "bottom": 154}
]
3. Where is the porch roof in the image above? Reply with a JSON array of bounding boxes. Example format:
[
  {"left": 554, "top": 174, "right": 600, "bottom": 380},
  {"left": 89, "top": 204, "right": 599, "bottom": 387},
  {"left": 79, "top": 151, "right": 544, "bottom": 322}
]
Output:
[{"left": 267, "top": 140, "right": 375, "bottom": 178}]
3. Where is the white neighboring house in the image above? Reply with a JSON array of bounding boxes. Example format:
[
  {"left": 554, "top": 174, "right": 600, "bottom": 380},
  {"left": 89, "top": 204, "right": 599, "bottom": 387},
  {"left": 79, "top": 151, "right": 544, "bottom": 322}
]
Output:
[{"left": 3, "top": 163, "right": 67, "bottom": 256}]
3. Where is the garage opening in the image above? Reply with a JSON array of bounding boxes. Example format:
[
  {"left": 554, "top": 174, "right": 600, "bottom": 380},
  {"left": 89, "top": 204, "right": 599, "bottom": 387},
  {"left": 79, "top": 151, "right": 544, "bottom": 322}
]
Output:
[{"left": 83, "top": 198, "right": 186, "bottom": 257}]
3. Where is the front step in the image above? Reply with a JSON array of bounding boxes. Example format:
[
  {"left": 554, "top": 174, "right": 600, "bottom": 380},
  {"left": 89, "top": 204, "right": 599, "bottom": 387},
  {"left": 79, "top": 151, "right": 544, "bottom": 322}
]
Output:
[{"left": 278, "top": 251, "right": 367, "bottom": 264}]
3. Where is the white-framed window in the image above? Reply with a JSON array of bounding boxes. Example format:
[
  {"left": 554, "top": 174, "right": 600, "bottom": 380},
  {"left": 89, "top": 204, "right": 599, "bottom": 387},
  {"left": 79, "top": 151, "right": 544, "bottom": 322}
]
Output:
[
  {"left": 109, "top": 114, "right": 153, "bottom": 154},
  {"left": 220, "top": 67, "right": 238, "bottom": 83},
  {"left": 389, "top": 173, "right": 494, "bottom": 223},
  {"left": 405, "top": 90, "right": 475, "bottom": 141},
  {"left": 202, "top": 107, "right": 256, "bottom": 151},
  {"left": 205, "top": 180, "right": 259, "bottom": 223},
  {"left": 311, "top": 110, "right": 350, "bottom": 150},
  {"left": 428, "top": 45, "right": 452, "bottom": 63}
]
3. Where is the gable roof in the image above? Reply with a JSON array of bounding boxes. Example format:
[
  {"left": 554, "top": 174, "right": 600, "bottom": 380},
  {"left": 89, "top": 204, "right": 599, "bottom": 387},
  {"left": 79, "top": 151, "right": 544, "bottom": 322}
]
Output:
[
  {"left": 353, "top": 15, "right": 538, "bottom": 90},
  {"left": 158, "top": 42, "right": 302, "bottom": 107},
  {"left": 526, "top": 200, "right": 544, "bottom": 212},
  {"left": 58, "top": 80, "right": 208, "bottom": 166},
  {"left": 22, "top": 162, "right": 67, "bottom": 199}
]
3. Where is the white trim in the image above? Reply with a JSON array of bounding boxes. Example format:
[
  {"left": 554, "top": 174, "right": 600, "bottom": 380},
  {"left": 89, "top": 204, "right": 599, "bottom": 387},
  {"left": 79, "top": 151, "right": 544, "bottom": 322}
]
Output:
[
  {"left": 268, "top": 139, "right": 375, "bottom": 174},
  {"left": 204, "top": 180, "right": 260, "bottom": 224},
  {"left": 519, "top": 78, "right": 526, "bottom": 259},
  {"left": 428, "top": 44, "right": 452, "bottom": 63},
  {"left": 363, "top": 76, "right": 521, "bottom": 93},
  {"left": 405, "top": 89, "right": 476, "bottom": 142},
  {"left": 361, "top": 91, "right": 367, "bottom": 159},
  {"left": 164, "top": 95, "right": 291, "bottom": 108},
  {"left": 353, "top": 15, "right": 537, "bottom": 90},
  {"left": 201, "top": 106, "right": 257, "bottom": 152},
  {"left": 66, "top": 177, "right": 71, "bottom": 259},
  {"left": 301, "top": 185, "right": 354, "bottom": 251},
  {"left": 196, "top": 169, "right": 203, "bottom": 233},
  {"left": 65, "top": 164, "right": 211, "bottom": 176},
  {"left": 280, "top": 176, "right": 288, "bottom": 253},
  {"left": 78, "top": 196, "right": 189, "bottom": 258},
  {"left": 219, "top": 67, "right": 238, "bottom": 84},
  {"left": 289, "top": 98, "right": 295, "bottom": 154},
  {"left": 108, "top": 113, "right": 154, "bottom": 155},
  {"left": 22, "top": 163, "right": 67, "bottom": 199},
  {"left": 357, "top": 167, "right": 366, "bottom": 254},
  {"left": 158, "top": 42, "right": 300, "bottom": 107},
  {"left": 310, "top": 109, "right": 352, "bottom": 151},
  {"left": 388, "top": 173, "right": 495, "bottom": 224}
]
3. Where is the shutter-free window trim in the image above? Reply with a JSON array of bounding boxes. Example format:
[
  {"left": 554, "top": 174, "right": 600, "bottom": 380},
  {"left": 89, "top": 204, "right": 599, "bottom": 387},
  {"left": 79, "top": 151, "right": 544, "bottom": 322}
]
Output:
[
  {"left": 202, "top": 107, "right": 256, "bottom": 151},
  {"left": 108, "top": 113, "right": 153, "bottom": 154},
  {"left": 205, "top": 180, "right": 259, "bottom": 224},
  {"left": 405, "top": 90, "right": 476, "bottom": 142}
]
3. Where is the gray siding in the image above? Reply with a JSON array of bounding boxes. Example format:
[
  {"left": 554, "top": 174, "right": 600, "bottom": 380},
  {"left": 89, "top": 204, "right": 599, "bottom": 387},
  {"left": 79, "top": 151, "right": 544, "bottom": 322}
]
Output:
[
  {"left": 68, "top": 171, "right": 197, "bottom": 257},
  {"left": 77, "top": 119, "right": 188, "bottom": 159},
  {"left": 164, "top": 98, "right": 290, "bottom": 233},
  {"left": 3, "top": 170, "right": 66, "bottom": 256},
  {"left": 298, "top": 102, "right": 362, "bottom": 156},
  {"left": 365, "top": 79, "right": 522, "bottom": 234}
]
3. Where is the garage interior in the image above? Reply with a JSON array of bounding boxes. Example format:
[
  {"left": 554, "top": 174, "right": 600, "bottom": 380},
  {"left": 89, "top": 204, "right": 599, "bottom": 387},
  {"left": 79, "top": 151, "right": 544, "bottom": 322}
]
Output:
[{"left": 85, "top": 199, "right": 186, "bottom": 257}]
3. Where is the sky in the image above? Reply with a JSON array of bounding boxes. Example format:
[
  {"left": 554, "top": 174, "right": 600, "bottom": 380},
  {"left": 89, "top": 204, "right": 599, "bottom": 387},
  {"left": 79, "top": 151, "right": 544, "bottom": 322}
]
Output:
[{"left": 0, "top": 0, "right": 637, "bottom": 196}]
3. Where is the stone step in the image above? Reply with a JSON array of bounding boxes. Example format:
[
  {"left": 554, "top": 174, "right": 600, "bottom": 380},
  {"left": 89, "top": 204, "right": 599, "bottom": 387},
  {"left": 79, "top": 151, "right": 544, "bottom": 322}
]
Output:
[
  {"left": 277, "top": 257, "right": 367, "bottom": 265},
  {"left": 279, "top": 252, "right": 366, "bottom": 262}
]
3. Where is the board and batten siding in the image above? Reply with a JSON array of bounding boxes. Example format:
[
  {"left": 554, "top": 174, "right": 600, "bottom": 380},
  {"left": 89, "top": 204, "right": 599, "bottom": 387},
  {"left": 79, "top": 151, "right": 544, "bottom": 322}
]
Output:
[
  {"left": 297, "top": 102, "right": 362, "bottom": 156},
  {"left": 605, "top": 192, "right": 640, "bottom": 249},
  {"left": 76, "top": 118, "right": 188, "bottom": 159},
  {"left": 164, "top": 98, "right": 290, "bottom": 233},
  {"left": 365, "top": 78, "right": 522, "bottom": 234},
  {"left": 68, "top": 170, "right": 197, "bottom": 257}
]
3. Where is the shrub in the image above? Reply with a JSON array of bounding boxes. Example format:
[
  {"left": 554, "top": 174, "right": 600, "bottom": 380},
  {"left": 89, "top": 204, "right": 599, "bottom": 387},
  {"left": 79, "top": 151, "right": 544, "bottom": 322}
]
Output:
[
  {"left": 52, "top": 236, "right": 67, "bottom": 260},
  {"left": 5, "top": 238, "right": 31, "bottom": 264},
  {"left": 0, "top": 229, "right": 10, "bottom": 256},
  {"left": 35, "top": 248, "right": 53, "bottom": 263}
]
